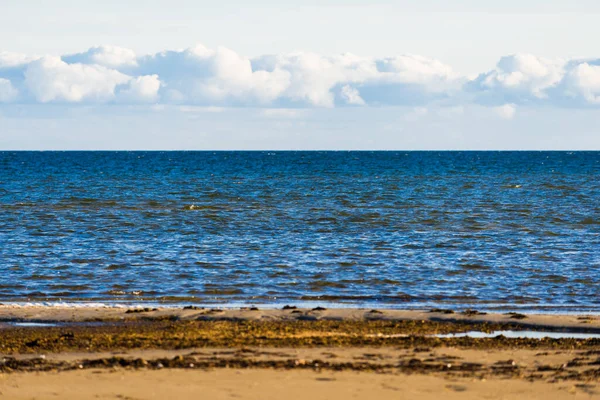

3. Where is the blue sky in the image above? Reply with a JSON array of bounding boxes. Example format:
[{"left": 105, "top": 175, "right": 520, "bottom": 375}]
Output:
[{"left": 1, "top": 0, "right": 600, "bottom": 149}]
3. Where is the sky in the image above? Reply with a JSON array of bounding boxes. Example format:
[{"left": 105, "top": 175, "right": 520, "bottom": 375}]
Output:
[{"left": 1, "top": 0, "right": 600, "bottom": 149}]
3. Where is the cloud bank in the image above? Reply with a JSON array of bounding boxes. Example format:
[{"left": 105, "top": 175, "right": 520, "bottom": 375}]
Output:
[{"left": 1, "top": 44, "right": 600, "bottom": 109}]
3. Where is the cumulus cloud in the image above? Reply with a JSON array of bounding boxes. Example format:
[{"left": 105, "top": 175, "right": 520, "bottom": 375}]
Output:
[
  {"left": 117, "top": 74, "right": 161, "bottom": 103},
  {"left": 24, "top": 56, "right": 130, "bottom": 103},
  {"left": 0, "top": 52, "right": 39, "bottom": 92},
  {"left": 340, "top": 84, "right": 366, "bottom": 105},
  {"left": 376, "top": 54, "right": 456, "bottom": 86},
  {"left": 466, "top": 54, "right": 565, "bottom": 105},
  {"left": 63, "top": 45, "right": 138, "bottom": 69},
  {"left": 562, "top": 63, "right": 600, "bottom": 104},
  {"left": 198, "top": 46, "right": 291, "bottom": 105},
  {"left": 252, "top": 52, "right": 457, "bottom": 107},
  {"left": 257, "top": 52, "right": 370, "bottom": 107},
  {"left": 134, "top": 47, "right": 456, "bottom": 107},
  {"left": 2, "top": 45, "right": 600, "bottom": 109},
  {"left": 465, "top": 53, "right": 600, "bottom": 108},
  {"left": 0, "top": 51, "right": 38, "bottom": 68},
  {"left": 0, "top": 45, "right": 471, "bottom": 107},
  {"left": 0, "top": 78, "right": 18, "bottom": 102}
]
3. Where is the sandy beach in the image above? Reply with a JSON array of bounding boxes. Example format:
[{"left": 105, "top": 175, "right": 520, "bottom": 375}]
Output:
[
  {"left": 3, "top": 368, "right": 597, "bottom": 400},
  {"left": 1, "top": 306, "right": 600, "bottom": 398}
]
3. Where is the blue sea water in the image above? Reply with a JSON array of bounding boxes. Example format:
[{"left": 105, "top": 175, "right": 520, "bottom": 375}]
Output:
[{"left": 0, "top": 151, "right": 599, "bottom": 312}]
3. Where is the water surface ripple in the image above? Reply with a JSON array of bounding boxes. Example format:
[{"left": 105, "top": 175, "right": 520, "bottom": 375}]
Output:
[{"left": 1, "top": 151, "right": 599, "bottom": 311}]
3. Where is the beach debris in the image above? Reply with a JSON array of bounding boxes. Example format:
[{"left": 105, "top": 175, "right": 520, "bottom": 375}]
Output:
[
  {"left": 462, "top": 309, "right": 488, "bottom": 316},
  {"left": 183, "top": 306, "right": 203, "bottom": 310},
  {"left": 413, "top": 348, "right": 431, "bottom": 353},
  {"left": 505, "top": 312, "right": 528, "bottom": 320},
  {"left": 125, "top": 308, "right": 157, "bottom": 314},
  {"left": 578, "top": 316, "right": 596, "bottom": 324},
  {"left": 445, "top": 384, "right": 467, "bottom": 392},
  {"left": 494, "top": 359, "right": 517, "bottom": 367},
  {"left": 60, "top": 332, "right": 75, "bottom": 340},
  {"left": 429, "top": 308, "right": 454, "bottom": 314}
]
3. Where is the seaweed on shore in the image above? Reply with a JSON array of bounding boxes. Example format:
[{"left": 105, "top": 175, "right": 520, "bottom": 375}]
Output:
[
  {"left": 1, "top": 319, "right": 600, "bottom": 354},
  {"left": 2, "top": 352, "right": 600, "bottom": 383}
]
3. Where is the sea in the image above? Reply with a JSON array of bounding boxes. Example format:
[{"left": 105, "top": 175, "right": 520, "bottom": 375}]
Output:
[{"left": 1, "top": 151, "right": 599, "bottom": 312}]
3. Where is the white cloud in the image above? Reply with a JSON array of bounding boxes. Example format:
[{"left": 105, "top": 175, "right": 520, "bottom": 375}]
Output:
[
  {"left": 496, "top": 54, "right": 564, "bottom": 96},
  {"left": 340, "top": 85, "right": 365, "bottom": 105},
  {"left": 131, "top": 47, "right": 456, "bottom": 107},
  {"left": 467, "top": 54, "right": 565, "bottom": 104},
  {"left": 252, "top": 52, "right": 457, "bottom": 107},
  {"left": 198, "top": 46, "right": 291, "bottom": 105},
  {"left": 24, "top": 56, "right": 130, "bottom": 103},
  {"left": 63, "top": 45, "right": 138, "bottom": 69},
  {"left": 376, "top": 54, "right": 457, "bottom": 86},
  {"left": 494, "top": 103, "right": 517, "bottom": 120},
  {"left": 2, "top": 44, "right": 600, "bottom": 110},
  {"left": 0, "top": 51, "right": 38, "bottom": 68},
  {"left": 117, "top": 74, "right": 161, "bottom": 103},
  {"left": 0, "top": 78, "right": 18, "bottom": 102},
  {"left": 261, "top": 52, "right": 367, "bottom": 107},
  {"left": 562, "top": 63, "right": 600, "bottom": 104}
]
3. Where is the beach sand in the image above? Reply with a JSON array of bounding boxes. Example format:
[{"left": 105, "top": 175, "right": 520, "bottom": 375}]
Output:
[
  {"left": 2, "top": 368, "right": 597, "bottom": 400},
  {"left": 1, "top": 306, "right": 600, "bottom": 399},
  {"left": 1, "top": 305, "right": 599, "bottom": 330}
]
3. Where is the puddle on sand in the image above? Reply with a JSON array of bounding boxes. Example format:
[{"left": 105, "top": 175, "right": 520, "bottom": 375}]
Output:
[
  {"left": 0, "top": 322, "right": 59, "bottom": 328},
  {"left": 0, "top": 321, "right": 112, "bottom": 329},
  {"left": 11, "top": 322, "right": 59, "bottom": 327},
  {"left": 435, "top": 331, "right": 600, "bottom": 339}
]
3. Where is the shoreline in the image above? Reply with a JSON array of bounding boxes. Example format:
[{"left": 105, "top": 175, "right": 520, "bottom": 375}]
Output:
[
  {"left": 2, "top": 301, "right": 599, "bottom": 314},
  {"left": 2, "top": 306, "right": 600, "bottom": 398},
  {"left": 1, "top": 305, "right": 600, "bottom": 333}
]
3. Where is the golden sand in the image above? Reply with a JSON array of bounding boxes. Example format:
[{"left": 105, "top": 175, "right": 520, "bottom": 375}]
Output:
[{"left": 1, "top": 306, "right": 599, "bottom": 399}]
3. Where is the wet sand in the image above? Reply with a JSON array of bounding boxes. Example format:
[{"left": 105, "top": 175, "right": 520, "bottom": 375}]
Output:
[
  {"left": 1, "top": 305, "right": 600, "bottom": 331},
  {"left": 1, "top": 306, "right": 600, "bottom": 399}
]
